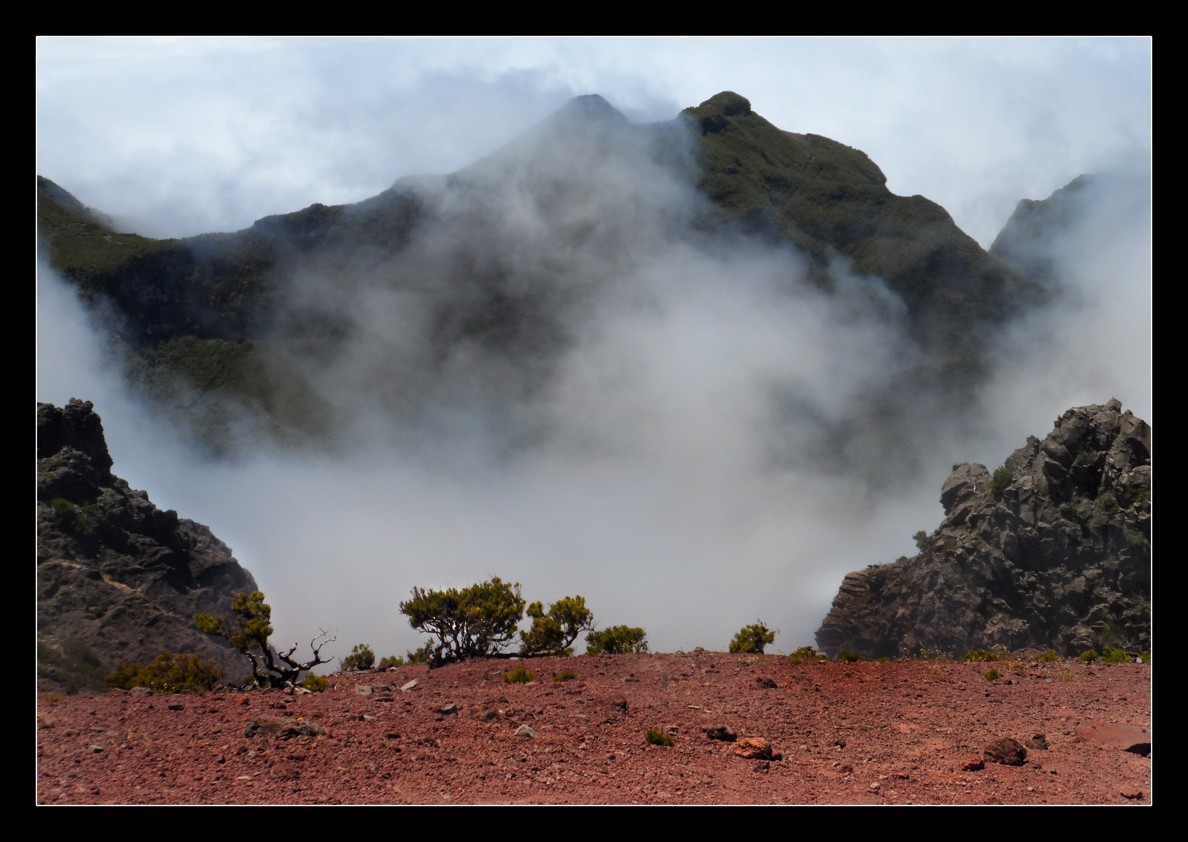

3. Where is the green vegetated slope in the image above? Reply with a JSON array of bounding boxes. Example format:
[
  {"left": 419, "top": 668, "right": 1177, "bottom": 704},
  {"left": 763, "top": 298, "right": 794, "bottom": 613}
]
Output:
[{"left": 38, "top": 92, "right": 1042, "bottom": 457}]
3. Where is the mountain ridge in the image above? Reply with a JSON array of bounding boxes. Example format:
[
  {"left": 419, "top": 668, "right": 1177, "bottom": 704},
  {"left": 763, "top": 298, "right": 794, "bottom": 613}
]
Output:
[{"left": 37, "top": 91, "right": 1045, "bottom": 467}]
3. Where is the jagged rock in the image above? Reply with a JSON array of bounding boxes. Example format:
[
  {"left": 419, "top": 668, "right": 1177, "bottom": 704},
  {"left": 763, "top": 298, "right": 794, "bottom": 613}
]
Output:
[
  {"left": 984, "top": 738, "right": 1027, "bottom": 766},
  {"left": 244, "top": 716, "right": 327, "bottom": 739},
  {"left": 37, "top": 399, "right": 260, "bottom": 694},
  {"left": 705, "top": 726, "right": 737, "bottom": 742},
  {"left": 734, "top": 737, "right": 776, "bottom": 760},
  {"left": 816, "top": 400, "right": 1150, "bottom": 659}
]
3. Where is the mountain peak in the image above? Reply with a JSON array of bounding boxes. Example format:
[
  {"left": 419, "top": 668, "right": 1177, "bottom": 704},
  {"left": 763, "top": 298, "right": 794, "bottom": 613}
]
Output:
[
  {"left": 681, "top": 91, "right": 754, "bottom": 135},
  {"left": 557, "top": 94, "right": 628, "bottom": 123}
]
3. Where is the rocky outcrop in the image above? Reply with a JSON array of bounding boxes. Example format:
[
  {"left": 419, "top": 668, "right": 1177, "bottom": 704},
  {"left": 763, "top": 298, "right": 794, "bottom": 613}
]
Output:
[
  {"left": 37, "top": 399, "right": 260, "bottom": 693},
  {"left": 816, "top": 399, "right": 1150, "bottom": 658}
]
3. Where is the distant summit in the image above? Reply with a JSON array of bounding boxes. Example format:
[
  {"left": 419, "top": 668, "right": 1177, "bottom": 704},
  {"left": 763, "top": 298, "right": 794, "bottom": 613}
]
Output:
[{"left": 37, "top": 92, "right": 1043, "bottom": 475}]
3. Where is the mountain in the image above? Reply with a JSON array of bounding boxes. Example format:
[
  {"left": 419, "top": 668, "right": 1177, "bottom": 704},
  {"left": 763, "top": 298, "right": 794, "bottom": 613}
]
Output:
[
  {"left": 815, "top": 399, "right": 1151, "bottom": 659},
  {"left": 37, "top": 92, "right": 1043, "bottom": 474},
  {"left": 37, "top": 399, "right": 260, "bottom": 694}
]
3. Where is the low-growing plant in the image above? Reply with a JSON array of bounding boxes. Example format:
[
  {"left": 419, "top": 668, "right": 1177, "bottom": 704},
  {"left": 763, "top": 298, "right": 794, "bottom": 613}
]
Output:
[
  {"left": 503, "top": 666, "right": 535, "bottom": 684},
  {"left": 197, "top": 590, "right": 334, "bottom": 689},
  {"left": 989, "top": 465, "right": 1014, "bottom": 500},
  {"left": 1101, "top": 647, "right": 1130, "bottom": 664},
  {"left": 520, "top": 595, "right": 595, "bottom": 657},
  {"left": 340, "top": 643, "right": 376, "bottom": 672},
  {"left": 1140, "top": 652, "right": 1151, "bottom": 664},
  {"left": 400, "top": 577, "right": 525, "bottom": 666},
  {"left": 961, "top": 649, "right": 1001, "bottom": 663},
  {"left": 106, "top": 652, "right": 225, "bottom": 694},
  {"left": 301, "top": 673, "right": 329, "bottom": 692},
  {"left": 1034, "top": 649, "right": 1062, "bottom": 663},
  {"left": 729, "top": 621, "right": 777, "bottom": 655},
  {"left": 788, "top": 646, "right": 828, "bottom": 665},
  {"left": 552, "top": 670, "right": 579, "bottom": 682},
  {"left": 1079, "top": 649, "right": 1098, "bottom": 664},
  {"left": 586, "top": 625, "right": 648, "bottom": 655},
  {"left": 645, "top": 728, "right": 674, "bottom": 747},
  {"left": 837, "top": 651, "right": 863, "bottom": 663},
  {"left": 984, "top": 668, "right": 1000, "bottom": 681},
  {"left": 379, "top": 655, "right": 406, "bottom": 669}
]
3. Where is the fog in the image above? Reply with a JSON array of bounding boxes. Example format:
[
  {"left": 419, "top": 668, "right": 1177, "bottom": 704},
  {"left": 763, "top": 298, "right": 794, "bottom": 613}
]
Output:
[{"left": 36, "top": 38, "right": 1151, "bottom": 661}]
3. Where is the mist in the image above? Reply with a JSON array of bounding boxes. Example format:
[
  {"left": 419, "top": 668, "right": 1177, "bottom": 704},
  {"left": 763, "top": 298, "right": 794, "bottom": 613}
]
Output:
[{"left": 36, "top": 37, "right": 1151, "bottom": 662}]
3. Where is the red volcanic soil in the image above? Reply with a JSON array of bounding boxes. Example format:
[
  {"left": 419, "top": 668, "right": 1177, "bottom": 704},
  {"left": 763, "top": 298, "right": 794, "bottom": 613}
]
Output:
[{"left": 36, "top": 651, "right": 1151, "bottom": 805}]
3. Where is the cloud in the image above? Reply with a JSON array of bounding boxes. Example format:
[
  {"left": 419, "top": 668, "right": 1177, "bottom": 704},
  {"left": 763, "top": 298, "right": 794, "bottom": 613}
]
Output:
[{"left": 36, "top": 37, "right": 1151, "bottom": 659}]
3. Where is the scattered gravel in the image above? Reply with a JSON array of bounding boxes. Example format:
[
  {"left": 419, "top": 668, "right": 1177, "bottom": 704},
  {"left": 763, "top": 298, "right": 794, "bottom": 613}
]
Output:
[{"left": 36, "top": 651, "right": 1151, "bottom": 805}]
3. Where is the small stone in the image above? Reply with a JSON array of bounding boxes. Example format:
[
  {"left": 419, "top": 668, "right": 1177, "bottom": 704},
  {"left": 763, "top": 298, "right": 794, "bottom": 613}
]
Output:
[{"left": 514, "top": 725, "right": 536, "bottom": 739}]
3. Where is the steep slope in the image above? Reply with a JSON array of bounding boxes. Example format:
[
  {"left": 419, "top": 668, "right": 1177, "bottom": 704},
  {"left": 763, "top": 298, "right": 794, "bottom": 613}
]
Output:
[
  {"left": 37, "top": 399, "right": 260, "bottom": 693},
  {"left": 37, "top": 92, "right": 1042, "bottom": 463},
  {"left": 816, "top": 399, "right": 1151, "bottom": 658}
]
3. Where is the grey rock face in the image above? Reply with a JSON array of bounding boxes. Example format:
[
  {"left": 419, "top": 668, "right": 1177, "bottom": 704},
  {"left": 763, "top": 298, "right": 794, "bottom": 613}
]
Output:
[
  {"left": 816, "top": 399, "right": 1150, "bottom": 658},
  {"left": 37, "top": 399, "right": 260, "bottom": 693}
]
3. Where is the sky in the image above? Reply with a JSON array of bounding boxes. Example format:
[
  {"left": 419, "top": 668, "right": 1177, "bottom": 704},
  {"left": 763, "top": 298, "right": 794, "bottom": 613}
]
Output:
[{"left": 35, "top": 36, "right": 1152, "bottom": 662}]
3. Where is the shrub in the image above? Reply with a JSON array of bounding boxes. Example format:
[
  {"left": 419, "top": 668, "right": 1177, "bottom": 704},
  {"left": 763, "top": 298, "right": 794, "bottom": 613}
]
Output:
[
  {"left": 399, "top": 577, "right": 525, "bottom": 666},
  {"left": 378, "top": 655, "right": 406, "bottom": 669},
  {"left": 553, "top": 670, "right": 579, "bottom": 682},
  {"left": 301, "top": 673, "right": 329, "bottom": 692},
  {"left": 1034, "top": 649, "right": 1061, "bottom": 663},
  {"left": 340, "top": 643, "right": 376, "bottom": 672},
  {"left": 989, "top": 465, "right": 1014, "bottom": 500},
  {"left": 729, "top": 621, "right": 777, "bottom": 655},
  {"left": 961, "top": 649, "right": 1000, "bottom": 663},
  {"left": 106, "top": 652, "right": 225, "bottom": 694},
  {"left": 519, "top": 595, "right": 595, "bottom": 657},
  {"left": 984, "top": 668, "right": 1000, "bottom": 681},
  {"left": 1101, "top": 647, "right": 1130, "bottom": 664},
  {"left": 1079, "top": 649, "right": 1098, "bottom": 663},
  {"left": 586, "top": 625, "right": 649, "bottom": 655},
  {"left": 197, "top": 590, "right": 335, "bottom": 689},
  {"left": 837, "top": 651, "right": 863, "bottom": 663},
  {"left": 645, "top": 728, "right": 674, "bottom": 747},
  {"left": 1140, "top": 652, "right": 1151, "bottom": 664},
  {"left": 503, "top": 666, "right": 534, "bottom": 684},
  {"left": 788, "top": 646, "right": 828, "bottom": 665}
]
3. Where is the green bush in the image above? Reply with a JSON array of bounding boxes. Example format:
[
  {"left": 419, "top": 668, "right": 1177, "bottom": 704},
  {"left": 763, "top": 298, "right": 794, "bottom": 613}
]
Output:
[
  {"left": 645, "top": 728, "right": 674, "bottom": 747},
  {"left": 519, "top": 595, "right": 595, "bottom": 657},
  {"left": 989, "top": 465, "right": 1014, "bottom": 500},
  {"left": 961, "top": 649, "right": 1001, "bottom": 663},
  {"left": 788, "top": 645, "right": 828, "bottom": 665},
  {"left": 197, "top": 590, "right": 335, "bottom": 688},
  {"left": 984, "top": 668, "right": 1000, "bottom": 681},
  {"left": 729, "top": 621, "right": 777, "bottom": 654},
  {"left": 378, "top": 655, "right": 406, "bottom": 669},
  {"left": 340, "top": 643, "right": 376, "bottom": 672},
  {"left": 106, "top": 652, "right": 225, "bottom": 694},
  {"left": 399, "top": 577, "right": 525, "bottom": 666},
  {"left": 552, "top": 670, "right": 579, "bottom": 682},
  {"left": 837, "top": 651, "right": 863, "bottom": 663},
  {"left": 1034, "top": 649, "right": 1062, "bottom": 663},
  {"left": 301, "top": 673, "right": 329, "bottom": 692},
  {"left": 1079, "top": 649, "right": 1098, "bottom": 663},
  {"left": 503, "top": 666, "right": 535, "bottom": 684},
  {"left": 1101, "top": 647, "right": 1130, "bottom": 664},
  {"left": 586, "top": 625, "right": 649, "bottom": 655},
  {"left": 1140, "top": 652, "right": 1151, "bottom": 664}
]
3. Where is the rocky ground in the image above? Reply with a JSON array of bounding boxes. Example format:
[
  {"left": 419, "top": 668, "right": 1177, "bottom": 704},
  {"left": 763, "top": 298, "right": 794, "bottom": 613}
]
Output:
[{"left": 35, "top": 651, "right": 1151, "bottom": 806}]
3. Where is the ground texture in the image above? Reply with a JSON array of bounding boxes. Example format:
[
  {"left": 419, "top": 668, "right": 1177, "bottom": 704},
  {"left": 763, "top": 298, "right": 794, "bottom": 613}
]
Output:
[{"left": 36, "top": 651, "right": 1151, "bottom": 805}]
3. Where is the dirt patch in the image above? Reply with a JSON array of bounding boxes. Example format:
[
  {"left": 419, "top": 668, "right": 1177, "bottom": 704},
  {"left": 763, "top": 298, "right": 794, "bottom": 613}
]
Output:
[{"left": 35, "top": 652, "right": 1151, "bottom": 805}]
